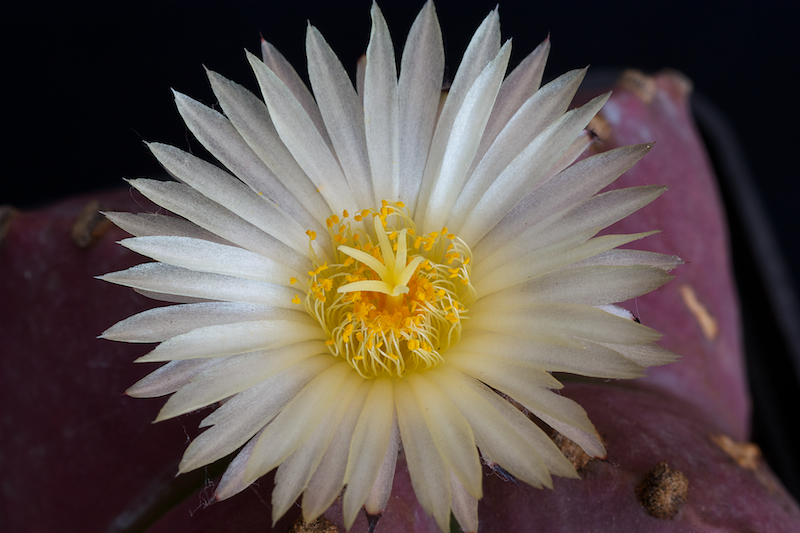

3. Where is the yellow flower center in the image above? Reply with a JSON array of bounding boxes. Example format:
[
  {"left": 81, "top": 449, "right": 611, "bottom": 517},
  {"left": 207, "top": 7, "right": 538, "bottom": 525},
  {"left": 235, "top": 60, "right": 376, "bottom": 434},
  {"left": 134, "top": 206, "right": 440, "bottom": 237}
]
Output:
[{"left": 296, "top": 201, "right": 476, "bottom": 379}]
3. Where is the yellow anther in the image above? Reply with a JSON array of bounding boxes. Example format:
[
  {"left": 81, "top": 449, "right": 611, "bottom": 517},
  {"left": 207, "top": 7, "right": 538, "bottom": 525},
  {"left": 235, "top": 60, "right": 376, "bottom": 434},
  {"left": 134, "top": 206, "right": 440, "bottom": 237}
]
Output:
[
  {"left": 292, "top": 295, "right": 301, "bottom": 304},
  {"left": 396, "top": 201, "right": 405, "bottom": 207},
  {"left": 306, "top": 230, "right": 317, "bottom": 241},
  {"left": 343, "top": 209, "right": 349, "bottom": 218},
  {"left": 290, "top": 277, "right": 298, "bottom": 285}
]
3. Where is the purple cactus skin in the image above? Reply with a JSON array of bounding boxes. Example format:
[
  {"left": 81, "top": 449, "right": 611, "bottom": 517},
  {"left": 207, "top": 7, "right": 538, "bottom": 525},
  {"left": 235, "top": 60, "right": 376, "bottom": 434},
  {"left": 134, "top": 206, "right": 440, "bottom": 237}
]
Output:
[{"left": 1, "top": 71, "right": 798, "bottom": 532}]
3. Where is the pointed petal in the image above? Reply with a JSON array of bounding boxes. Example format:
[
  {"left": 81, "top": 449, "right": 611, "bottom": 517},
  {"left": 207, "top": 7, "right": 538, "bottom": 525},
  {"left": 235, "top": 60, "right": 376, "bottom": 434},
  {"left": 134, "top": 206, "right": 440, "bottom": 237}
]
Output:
[
  {"left": 272, "top": 371, "right": 363, "bottom": 524},
  {"left": 101, "top": 301, "right": 291, "bottom": 343},
  {"left": 473, "top": 143, "right": 652, "bottom": 259},
  {"left": 126, "top": 178, "right": 310, "bottom": 273},
  {"left": 206, "top": 70, "right": 332, "bottom": 231},
  {"left": 341, "top": 378, "right": 394, "bottom": 529},
  {"left": 179, "top": 354, "right": 336, "bottom": 473},
  {"left": 119, "top": 236, "right": 302, "bottom": 284},
  {"left": 156, "top": 340, "right": 327, "bottom": 421},
  {"left": 364, "top": 3, "right": 399, "bottom": 202},
  {"left": 413, "top": 7, "right": 500, "bottom": 218},
  {"left": 126, "top": 358, "right": 226, "bottom": 398},
  {"left": 420, "top": 41, "right": 512, "bottom": 234},
  {"left": 136, "top": 318, "right": 323, "bottom": 363},
  {"left": 450, "top": 470, "right": 478, "bottom": 533},
  {"left": 306, "top": 25, "right": 373, "bottom": 207},
  {"left": 301, "top": 380, "right": 371, "bottom": 522},
  {"left": 397, "top": 0, "right": 444, "bottom": 213},
  {"left": 406, "top": 373, "right": 483, "bottom": 499},
  {"left": 394, "top": 378, "right": 452, "bottom": 532},
  {"left": 363, "top": 411, "right": 400, "bottom": 515},
  {"left": 473, "top": 265, "right": 673, "bottom": 311},
  {"left": 457, "top": 93, "right": 611, "bottom": 244},
  {"left": 244, "top": 363, "right": 353, "bottom": 484},
  {"left": 247, "top": 51, "right": 352, "bottom": 214},
  {"left": 99, "top": 263, "right": 301, "bottom": 308},
  {"left": 103, "top": 211, "right": 231, "bottom": 244},
  {"left": 261, "top": 38, "right": 334, "bottom": 152},
  {"left": 171, "top": 92, "right": 324, "bottom": 243}
]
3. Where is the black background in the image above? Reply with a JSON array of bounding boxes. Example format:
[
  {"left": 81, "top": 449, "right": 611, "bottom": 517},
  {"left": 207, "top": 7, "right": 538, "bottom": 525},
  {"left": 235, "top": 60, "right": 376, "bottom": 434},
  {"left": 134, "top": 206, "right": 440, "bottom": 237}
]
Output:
[{"left": 5, "top": 0, "right": 799, "bottom": 498}]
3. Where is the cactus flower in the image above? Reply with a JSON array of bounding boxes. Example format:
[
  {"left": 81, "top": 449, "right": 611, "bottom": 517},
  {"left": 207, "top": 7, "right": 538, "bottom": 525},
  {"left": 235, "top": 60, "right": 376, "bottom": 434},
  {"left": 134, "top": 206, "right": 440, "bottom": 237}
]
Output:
[{"left": 97, "top": 2, "right": 681, "bottom": 531}]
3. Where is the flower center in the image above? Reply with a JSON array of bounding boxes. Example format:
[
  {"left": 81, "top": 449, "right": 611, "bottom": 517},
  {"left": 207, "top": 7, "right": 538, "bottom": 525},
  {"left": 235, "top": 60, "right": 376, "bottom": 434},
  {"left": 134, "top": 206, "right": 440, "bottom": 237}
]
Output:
[{"left": 294, "top": 201, "right": 476, "bottom": 379}]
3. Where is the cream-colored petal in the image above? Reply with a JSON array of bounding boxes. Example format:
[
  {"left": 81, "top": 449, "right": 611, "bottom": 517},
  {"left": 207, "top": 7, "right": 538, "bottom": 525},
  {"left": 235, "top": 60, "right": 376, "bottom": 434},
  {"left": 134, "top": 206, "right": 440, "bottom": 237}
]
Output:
[
  {"left": 103, "top": 211, "right": 232, "bottom": 244},
  {"left": 247, "top": 51, "right": 352, "bottom": 214},
  {"left": 260, "top": 39, "right": 334, "bottom": 152},
  {"left": 136, "top": 319, "right": 323, "bottom": 363},
  {"left": 452, "top": 68, "right": 587, "bottom": 232},
  {"left": 363, "top": 410, "right": 400, "bottom": 516},
  {"left": 119, "top": 236, "right": 302, "bottom": 284},
  {"left": 457, "top": 93, "right": 611, "bottom": 245},
  {"left": 420, "top": 41, "right": 512, "bottom": 235},
  {"left": 473, "top": 37, "right": 550, "bottom": 166},
  {"left": 272, "top": 370, "right": 363, "bottom": 525},
  {"left": 599, "top": 342, "right": 680, "bottom": 367},
  {"left": 407, "top": 373, "right": 482, "bottom": 499},
  {"left": 414, "top": 7, "right": 499, "bottom": 219},
  {"left": 449, "top": 470, "right": 479, "bottom": 533},
  {"left": 455, "top": 332, "right": 644, "bottom": 379},
  {"left": 427, "top": 368, "right": 553, "bottom": 489},
  {"left": 244, "top": 363, "right": 353, "bottom": 485},
  {"left": 126, "top": 358, "right": 226, "bottom": 398},
  {"left": 441, "top": 367, "right": 578, "bottom": 479},
  {"left": 179, "top": 354, "right": 336, "bottom": 473},
  {"left": 99, "top": 263, "right": 300, "bottom": 310},
  {"left": 473, "top": 143, "right": 652, "bottom": 259},
  {"left": 301, "top": 380, "right": 372, "bottom": 522},
  {"left": 473, "top": 230, "right": 657, "bottom": 295},
  {"left": 305, "top": 25, "right": 373, "bottom": 208},
  {"left": 468, "top": 302, "right": 661, "bottom": 347},
  {"left": 572, "top": 248, "right": 683, "bottom": 271},
  {"left": 126, "top": 178, "right": 310, "bottom": 273},
  {"left": 394, "top": 378, "right": 452, "bottom": 532},
  {"left": 156, "top": 340, "right": 327, "bottom": 421},
  {"left": 171, "top": 93, "right": 324, "bottom": 248},
  {"left": 473, "top": 265, "right": 673, "bottom": 311},
  {"left": 342, "top": 378, "right": 395, "bottom": 529},
  {"left": 464, "top": 362, "right": 605, "bottom": 458},
  {"left": 102, "top": 302, "right": 287, "bottom": 343},
  {"left": 397, "top": 0, "right": 444, "bottom": 215},
  {"left": 364, "top": 2, "right": 399, "bottom": 202},
  {"left": 206, "top": 70, "right": 332, "bottom": 231},
  {"left": 214, "top": 428, "right": 262, "bottom": 501}
]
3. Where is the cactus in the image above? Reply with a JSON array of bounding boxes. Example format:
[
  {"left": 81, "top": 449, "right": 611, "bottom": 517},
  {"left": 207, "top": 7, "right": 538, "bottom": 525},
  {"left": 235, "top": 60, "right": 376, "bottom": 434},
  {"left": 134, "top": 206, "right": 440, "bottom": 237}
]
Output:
[{"left": 1, "top": 69, "right": 798, "bottom": 533}]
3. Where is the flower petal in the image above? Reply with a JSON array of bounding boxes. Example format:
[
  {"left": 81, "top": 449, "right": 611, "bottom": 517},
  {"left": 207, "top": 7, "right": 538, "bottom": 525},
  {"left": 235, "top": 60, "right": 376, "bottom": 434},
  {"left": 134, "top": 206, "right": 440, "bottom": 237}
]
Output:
[
  {"left": 244, "top": 362, "right": 354, "bottom": 485},
  {"left": 420, "top": 41, "right": 512, "bottom": 234},
  {"left": 450, "top": 470, "right": 478, "bottom": 533},
  {"left": 364, "top": 2, "right": 399, "bottom": 203},
  {"left": 394, "top": 378, "right": 452, "bottom": 532},
  {"left": 156, "top": 340, "right": 328, "bottom": 421},
  {"left": 428, "top": 368, "right": 553, "bottom": 489},
  {"left": 206, "top": 70, "right": 333, "bottom": 230},
  {"left": 397, "top": 0, "right": 444, "bottom": 215},
  {"left": 179, "top": 354, "right": 336, "bottom": 474},
  {"left": 101, "top": 301, "right": 288, "bottom": 343},
  {"left": 342, "top": 378, "right": 395, "bottom": 529},
  {"left": 126, "top": 178, "right": 310, "bottom": 273},
  {"left": 301, "top": 380, "right": 372, "bottom": 522},
  {"left": 247, "top": 51, "right": 352, "bottom": 214},
  {"left": 99, "top": 263, "right": 300, "bottom": 308},
  {"left": 126, "top": 358, "right": 227, "bottom": 398},
  {"left": 272, "top": 370, "right": 364, "bottom": 525},
  {"left": 119, "top": 236, "right": 302, "bottom": 284},
  {"left": 136, "top": 318, "right": 323, "bottom": 363},
  {"left": 469, "top": 302, "right": 662, "bottom": 347},
  {"left": 306, "top": 24, "right": 373, "bottom": 207},
  {"left": 473, "top": 143, "right": 652, "bottom": 259},
  {"left": 103, "top": 211, "right": 232, "bottom": 244},
  {"left": 473, "top": 264, "right": 673, "bottom": 311}
]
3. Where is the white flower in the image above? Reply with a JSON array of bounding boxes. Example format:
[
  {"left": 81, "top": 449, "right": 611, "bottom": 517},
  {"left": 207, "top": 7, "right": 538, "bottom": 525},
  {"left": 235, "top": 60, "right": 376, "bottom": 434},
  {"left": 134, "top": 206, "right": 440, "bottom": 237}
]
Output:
[{"left": 100, "top": 2, "right": 680, "bottom": 531}]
